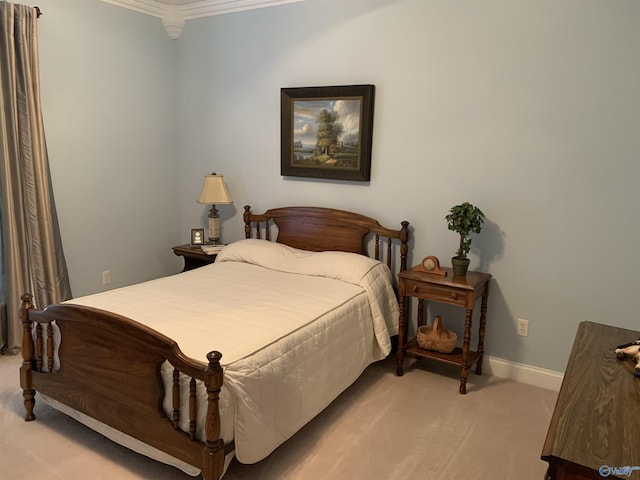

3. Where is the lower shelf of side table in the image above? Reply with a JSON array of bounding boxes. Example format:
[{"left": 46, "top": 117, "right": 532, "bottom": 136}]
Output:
[{"left": 405, "top": 338, "right": 480, "bottom": 368}]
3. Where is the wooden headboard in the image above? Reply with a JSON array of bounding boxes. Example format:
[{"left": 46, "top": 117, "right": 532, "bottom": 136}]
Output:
[{"left": 243, "top": 205, "right": 410, "bottom": 273}]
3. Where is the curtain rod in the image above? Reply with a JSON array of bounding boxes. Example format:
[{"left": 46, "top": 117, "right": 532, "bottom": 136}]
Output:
[{"left": 35, "top": 6, "right": 42, "bottom": 18}]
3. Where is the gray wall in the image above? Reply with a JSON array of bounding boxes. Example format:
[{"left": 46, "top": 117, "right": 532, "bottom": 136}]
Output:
[
  {"left": 176, "top": 0, "right": 640, "bottom": 373},
  {"left": 34, "top": 0, "right": 182, "bottom": 295},
  {"left": 29, "top": 0, "right": 640, "bottom": 373}
]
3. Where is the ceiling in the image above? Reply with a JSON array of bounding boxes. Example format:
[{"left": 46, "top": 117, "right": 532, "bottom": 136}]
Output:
[
  {"left": 154, "top": 0, "right": 210, "bottom": 4},
  {"left": 101, "top": 0, "right": 306, "bottom": 38}
]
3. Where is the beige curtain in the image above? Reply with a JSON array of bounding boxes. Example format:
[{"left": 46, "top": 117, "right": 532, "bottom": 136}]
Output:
[{"left": 0, "top": 2, "right": 72, "bottom": 353}]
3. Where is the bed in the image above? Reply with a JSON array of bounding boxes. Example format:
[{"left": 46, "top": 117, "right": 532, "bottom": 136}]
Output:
[{"left": 19, "top": 205, "right": 410, "bottom": 479}]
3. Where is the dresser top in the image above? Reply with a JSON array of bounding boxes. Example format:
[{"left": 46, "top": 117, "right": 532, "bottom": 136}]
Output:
[{"left": 542, "top": 321, "right": 640, "bottom": 476}]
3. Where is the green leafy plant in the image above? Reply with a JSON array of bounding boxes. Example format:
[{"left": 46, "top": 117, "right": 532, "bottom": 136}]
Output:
[{"left": 445, "top": 202, "right": 485, "bottom": 260}]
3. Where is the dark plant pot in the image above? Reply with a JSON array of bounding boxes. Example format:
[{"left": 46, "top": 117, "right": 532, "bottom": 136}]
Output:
[{"left": 451, "top": 257, "right": 470, "bottom": 276}]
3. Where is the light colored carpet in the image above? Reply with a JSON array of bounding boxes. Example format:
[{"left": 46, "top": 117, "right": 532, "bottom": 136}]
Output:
[{"left": 0, "top": 353, "right": 557, "bottom": 479}]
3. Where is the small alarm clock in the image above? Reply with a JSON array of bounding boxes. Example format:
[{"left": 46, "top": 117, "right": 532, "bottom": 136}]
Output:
[{"left": 412, "top": 255, "right": 447, "bottom": 276}]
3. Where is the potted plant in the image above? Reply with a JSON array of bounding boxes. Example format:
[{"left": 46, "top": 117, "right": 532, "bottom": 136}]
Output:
[{"left": 445, "top": 202, "right": 485, "bottom": 276}]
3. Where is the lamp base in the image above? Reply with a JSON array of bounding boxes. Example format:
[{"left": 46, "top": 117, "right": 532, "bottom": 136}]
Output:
[{"left": 207, "top": 205, "right": 220, "bottom": 244}]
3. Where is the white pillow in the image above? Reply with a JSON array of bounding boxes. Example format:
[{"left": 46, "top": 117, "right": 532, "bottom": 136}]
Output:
[{"left": 216, "top": 239, "right": 382, "bottom": 285}]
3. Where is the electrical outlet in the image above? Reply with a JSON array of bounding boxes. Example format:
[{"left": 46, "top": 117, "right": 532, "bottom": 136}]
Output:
[
  {"left": 102, "top": 270, "right": 111, "bottom": 285},
  {"left": 517, "top": 318, "right": 529, "bottom": 336}
]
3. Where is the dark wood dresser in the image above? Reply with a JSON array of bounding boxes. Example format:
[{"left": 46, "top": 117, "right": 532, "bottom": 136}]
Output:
[{"left": 541, "top": 321, "right": 640, "bottom": 479}]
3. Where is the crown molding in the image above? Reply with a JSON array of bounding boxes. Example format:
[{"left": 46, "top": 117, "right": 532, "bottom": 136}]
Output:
[{"left": 101, "top": 0, "right": 306, "bottom": 38}]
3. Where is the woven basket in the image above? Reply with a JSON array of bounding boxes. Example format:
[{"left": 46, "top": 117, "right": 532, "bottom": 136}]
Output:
[{"left": 417, "top": 316, "right": 457, "bottom": 353}]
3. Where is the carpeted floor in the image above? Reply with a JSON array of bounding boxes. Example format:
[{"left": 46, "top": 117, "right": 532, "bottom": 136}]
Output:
[{"left": 0, "top": 353, "right": 558, "bottom": 479}]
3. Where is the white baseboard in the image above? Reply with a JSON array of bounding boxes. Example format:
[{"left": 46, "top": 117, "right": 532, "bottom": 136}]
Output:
[{"left": 485, "top": 355, "right": 564, "bottom": 391}]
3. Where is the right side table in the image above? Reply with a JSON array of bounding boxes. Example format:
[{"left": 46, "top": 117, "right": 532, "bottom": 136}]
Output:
[{"left": 396, "top": 267, "right": 492, "bottom": 394}]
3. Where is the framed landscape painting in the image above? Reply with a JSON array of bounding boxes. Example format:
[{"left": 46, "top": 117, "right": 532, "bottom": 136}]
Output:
[{"left": 281, "top": 84, "right": 375, "bottom": 181}]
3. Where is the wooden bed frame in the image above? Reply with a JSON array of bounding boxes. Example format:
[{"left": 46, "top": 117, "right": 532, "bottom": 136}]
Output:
[{"left": 19, "top": 205, "right": 409, "bottom": 480}]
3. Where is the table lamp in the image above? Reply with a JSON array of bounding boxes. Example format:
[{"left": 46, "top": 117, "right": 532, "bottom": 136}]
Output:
[{"left": 197, "top": 173, "right": 232, "bottom": 244}]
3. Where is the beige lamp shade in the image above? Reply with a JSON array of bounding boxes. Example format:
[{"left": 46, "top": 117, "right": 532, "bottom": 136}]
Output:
[{"left": 197, "top": 173, "right": 232, "bottom": 205}]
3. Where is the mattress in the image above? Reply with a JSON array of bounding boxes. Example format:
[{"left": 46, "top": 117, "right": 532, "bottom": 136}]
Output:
[{"left": 41, "top": 239, "right": 399, "bottom": 473}]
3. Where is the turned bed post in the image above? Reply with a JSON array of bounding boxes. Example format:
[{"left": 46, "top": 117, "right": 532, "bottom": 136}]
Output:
[
  {"left": 399, "top": 220, "right": 409, "bottom": 272},
  {"left": 243, "top": 205, "right": 252, "bottom": 239},
  {"left": 19, "top": 293, "right": 36, "bottom": 421},
  {"left": 202, "top": 351, "right": 225, "bottom": 480}
]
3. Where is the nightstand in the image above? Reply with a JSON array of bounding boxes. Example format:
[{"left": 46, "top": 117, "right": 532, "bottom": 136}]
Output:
[
  {"left": 396, "top": 267, "right": 492, "bottom": 394},
  {"left": 172, "top": 244, "right": 218, "bottom": 272}
]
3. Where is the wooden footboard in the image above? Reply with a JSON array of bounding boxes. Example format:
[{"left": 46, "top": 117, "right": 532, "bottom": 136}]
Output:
[{"left": 19, "top": 294, "right": 231, "bottom": 480}]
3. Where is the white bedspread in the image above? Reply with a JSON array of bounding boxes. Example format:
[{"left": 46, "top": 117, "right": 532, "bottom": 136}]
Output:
[{"left": 62, "top": 239, "right": 399, "bottom": 467}]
